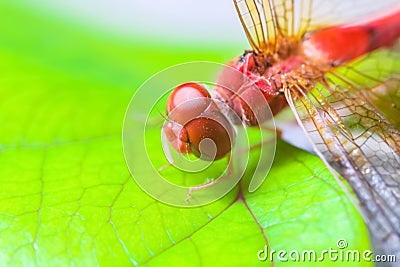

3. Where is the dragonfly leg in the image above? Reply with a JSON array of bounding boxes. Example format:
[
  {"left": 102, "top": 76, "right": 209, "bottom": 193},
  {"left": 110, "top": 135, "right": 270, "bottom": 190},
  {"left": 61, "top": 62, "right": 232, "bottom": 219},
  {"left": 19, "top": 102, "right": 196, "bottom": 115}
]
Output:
[
  {"left": 157, "top": 162, "right": 173, "bottom": 172},
  {"left": 185, "top": 154, "right": 233, "bottom": 201}
]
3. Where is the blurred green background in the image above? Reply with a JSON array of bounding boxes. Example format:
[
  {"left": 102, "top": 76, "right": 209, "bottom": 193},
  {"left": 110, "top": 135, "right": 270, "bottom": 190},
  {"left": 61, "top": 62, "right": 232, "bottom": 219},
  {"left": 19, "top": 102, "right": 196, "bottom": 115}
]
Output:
[{"left": 0, "top": 1, "right": 372, "bottom": 266}]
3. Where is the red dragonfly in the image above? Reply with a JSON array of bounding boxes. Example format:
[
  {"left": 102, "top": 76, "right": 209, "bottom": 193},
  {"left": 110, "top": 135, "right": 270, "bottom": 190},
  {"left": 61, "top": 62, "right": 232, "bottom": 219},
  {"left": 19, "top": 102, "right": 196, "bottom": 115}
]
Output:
[{"left": 163, "top": 0, "right": 400, "bottom": 259}]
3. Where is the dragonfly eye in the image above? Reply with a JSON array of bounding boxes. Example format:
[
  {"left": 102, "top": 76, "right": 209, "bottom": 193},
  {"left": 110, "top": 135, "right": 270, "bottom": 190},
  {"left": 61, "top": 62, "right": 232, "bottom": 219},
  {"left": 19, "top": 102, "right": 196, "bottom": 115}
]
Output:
[
  {"left": 163, "top": 82, "right": 235, "bottom": 161},
  {"left": 183, "top": 113, "right": 234, "bottom": 161},
  {"left": 166, "top": 82, "right": 212, "bottom": 122}
]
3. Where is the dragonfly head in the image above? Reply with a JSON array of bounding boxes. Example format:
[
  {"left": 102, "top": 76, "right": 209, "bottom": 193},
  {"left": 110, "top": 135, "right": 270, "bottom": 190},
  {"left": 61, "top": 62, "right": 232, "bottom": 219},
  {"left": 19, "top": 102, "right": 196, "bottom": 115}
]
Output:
[{"left": 163, "top": 82, "right": 235, "bottom": 161}]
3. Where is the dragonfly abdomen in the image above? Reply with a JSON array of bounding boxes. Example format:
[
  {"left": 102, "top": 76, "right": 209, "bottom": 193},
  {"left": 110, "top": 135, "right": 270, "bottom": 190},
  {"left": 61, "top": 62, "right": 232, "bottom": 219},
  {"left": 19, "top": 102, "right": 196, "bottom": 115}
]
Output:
[{"left": 302, "top": 10, "right": 400, "bottom": 65}]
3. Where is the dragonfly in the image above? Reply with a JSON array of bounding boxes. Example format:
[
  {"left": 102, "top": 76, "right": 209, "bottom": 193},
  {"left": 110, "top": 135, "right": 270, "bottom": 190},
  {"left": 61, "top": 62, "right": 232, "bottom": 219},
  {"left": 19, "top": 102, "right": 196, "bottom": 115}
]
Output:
[{"left": 162, "top": 0, "right": 400, "bottom": 260}]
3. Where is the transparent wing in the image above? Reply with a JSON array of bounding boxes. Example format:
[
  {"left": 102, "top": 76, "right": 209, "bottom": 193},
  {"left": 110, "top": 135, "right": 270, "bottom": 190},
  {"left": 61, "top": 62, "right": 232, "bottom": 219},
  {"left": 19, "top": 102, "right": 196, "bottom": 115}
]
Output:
[
  {"left": 233, "top": 0, "right": 313, "bottom": 54},
  {"left": 233, "top": 0, "right": 275, "bottom": 54},
  {"left": 332, "top": 41, "right": 400, "bottom": 128},
  {"left": 233, "top": 0, "right": 399, "bottom": 54},
  {"left": 284, "top": 42, "right": 400, "bottom": 257},
  {"left": 307, "top": 0, "right": 400, "bottom": 30}
]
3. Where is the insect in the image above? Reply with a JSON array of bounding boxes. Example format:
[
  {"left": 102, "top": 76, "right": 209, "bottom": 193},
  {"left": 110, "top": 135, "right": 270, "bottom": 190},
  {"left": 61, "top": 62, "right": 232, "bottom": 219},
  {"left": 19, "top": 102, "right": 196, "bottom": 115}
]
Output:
[{"left": 163, "top": 0, "right": 400, "bottom": 259}]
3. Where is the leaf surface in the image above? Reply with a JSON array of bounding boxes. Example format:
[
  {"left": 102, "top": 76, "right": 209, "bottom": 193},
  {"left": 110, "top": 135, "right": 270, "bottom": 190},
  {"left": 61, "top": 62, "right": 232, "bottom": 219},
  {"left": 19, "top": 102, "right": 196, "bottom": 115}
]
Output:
[{"left": 0, "top": 3, "right": 371, "bottom": 266}]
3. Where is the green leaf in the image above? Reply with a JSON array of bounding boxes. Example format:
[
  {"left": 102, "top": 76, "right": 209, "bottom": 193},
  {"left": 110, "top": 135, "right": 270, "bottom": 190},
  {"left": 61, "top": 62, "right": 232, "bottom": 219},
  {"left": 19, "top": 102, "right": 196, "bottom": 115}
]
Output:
[{"left": 0, "top": 2, "right": 372, "bottom": 266}]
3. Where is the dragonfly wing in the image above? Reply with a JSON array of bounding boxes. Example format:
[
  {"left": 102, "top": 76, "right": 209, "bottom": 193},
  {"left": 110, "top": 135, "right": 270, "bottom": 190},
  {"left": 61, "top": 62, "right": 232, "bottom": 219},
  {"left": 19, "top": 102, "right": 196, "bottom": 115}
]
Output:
[
  {"left": 307, "top": 0, "right": 400, "bottom": 31},
  {"left": 332, "top": 42, "right": 400, "bottom": 128},
  {"left": 233, "top": 0, "right": 274, "bottom": 54},
  {"left": 271, "top": 0, "right": 312, "bottom": 38},
  {"left": 284, "top": 43, "right": 400, "bottom": 257},
  {"left": 233, "top": 0, "right": 399, "bottom": 54},
  {"left": 233, "top": 0, "right": 313, "bottom": 53}
]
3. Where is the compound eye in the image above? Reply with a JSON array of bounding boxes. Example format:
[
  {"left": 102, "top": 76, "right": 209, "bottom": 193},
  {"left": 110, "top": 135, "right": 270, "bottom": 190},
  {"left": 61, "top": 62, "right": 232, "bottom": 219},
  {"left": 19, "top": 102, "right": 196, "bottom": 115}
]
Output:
[
  {"left": 166, "top": 82, "right": 212, "bottom": 125},
  {"left": 184, "top": 112, "right": 234, "bottom": 161},
  {"left": 163, "top": 82, "right": 235, "bottom": 161}
]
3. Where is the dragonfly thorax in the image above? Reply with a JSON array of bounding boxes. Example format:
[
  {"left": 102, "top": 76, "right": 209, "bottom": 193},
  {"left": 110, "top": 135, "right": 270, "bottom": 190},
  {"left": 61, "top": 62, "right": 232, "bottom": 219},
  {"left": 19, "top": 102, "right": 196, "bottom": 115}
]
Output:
[{"left": 213, "top": 51, "right": 308, "bottom": 126}]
